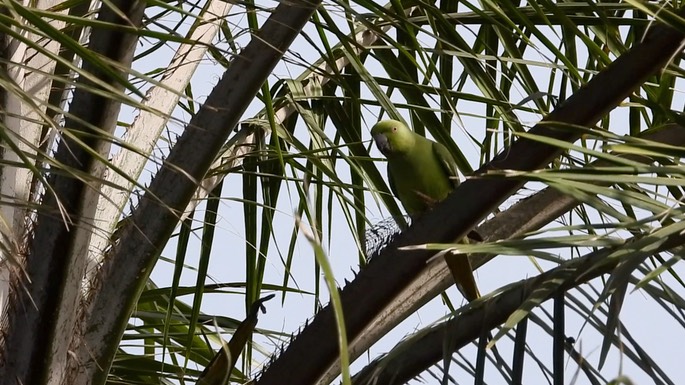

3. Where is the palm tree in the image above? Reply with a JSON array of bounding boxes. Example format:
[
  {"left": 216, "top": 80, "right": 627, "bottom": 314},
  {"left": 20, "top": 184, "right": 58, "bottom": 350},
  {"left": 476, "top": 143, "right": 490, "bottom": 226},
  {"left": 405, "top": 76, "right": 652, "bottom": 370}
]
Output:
[{"left": 2, "top": 0, "right": 685, "bottom": 384}]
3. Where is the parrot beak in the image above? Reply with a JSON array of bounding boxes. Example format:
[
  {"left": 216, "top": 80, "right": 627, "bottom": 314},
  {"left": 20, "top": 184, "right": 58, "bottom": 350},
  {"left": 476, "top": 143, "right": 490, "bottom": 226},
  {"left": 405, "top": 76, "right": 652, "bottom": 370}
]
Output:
[{"left": 372, "top": 133, "right": 391, "bottom": 155}]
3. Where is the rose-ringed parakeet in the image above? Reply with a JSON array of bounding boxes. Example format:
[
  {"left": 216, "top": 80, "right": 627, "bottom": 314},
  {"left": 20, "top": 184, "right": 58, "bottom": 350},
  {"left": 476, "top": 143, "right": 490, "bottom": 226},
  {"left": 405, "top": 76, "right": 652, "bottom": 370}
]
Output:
[{"left": 371, "top": 119, "right": 481, "bottom": 301}]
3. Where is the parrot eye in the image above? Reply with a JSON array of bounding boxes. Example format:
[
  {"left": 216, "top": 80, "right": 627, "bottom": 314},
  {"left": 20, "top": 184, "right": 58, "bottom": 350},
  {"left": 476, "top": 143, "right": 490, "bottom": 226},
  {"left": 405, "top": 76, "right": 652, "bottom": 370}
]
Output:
[{"left": 392, "top": 126, "right": 397, "bottom": 132}]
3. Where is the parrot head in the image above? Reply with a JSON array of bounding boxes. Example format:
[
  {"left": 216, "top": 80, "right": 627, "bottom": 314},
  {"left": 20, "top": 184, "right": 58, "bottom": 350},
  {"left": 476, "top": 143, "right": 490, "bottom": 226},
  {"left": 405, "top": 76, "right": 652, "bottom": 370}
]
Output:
[{"left": 370, "top": 119, "right": 415, "bottom": 156}]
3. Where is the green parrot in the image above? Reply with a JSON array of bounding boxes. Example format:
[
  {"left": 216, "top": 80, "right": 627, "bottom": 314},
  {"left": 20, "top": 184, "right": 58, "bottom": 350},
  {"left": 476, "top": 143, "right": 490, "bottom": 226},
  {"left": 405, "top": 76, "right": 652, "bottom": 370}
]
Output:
[{"left": 371, "top": 119, "right": 481, "bottom": 301}]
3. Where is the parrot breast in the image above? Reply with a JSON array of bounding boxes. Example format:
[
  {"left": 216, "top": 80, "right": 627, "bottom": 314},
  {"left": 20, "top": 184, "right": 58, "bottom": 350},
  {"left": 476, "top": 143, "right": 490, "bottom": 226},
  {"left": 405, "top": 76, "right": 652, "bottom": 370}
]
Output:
[{"left": 387, "top": 140, "right": 453, "bottom": 216}]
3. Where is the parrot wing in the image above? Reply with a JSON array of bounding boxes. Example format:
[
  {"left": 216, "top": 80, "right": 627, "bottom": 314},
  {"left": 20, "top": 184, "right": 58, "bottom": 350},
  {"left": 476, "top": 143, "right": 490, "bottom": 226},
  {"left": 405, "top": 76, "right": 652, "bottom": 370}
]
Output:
[{"left": 432, "top": 140, "right": 460, "bottom": 189}]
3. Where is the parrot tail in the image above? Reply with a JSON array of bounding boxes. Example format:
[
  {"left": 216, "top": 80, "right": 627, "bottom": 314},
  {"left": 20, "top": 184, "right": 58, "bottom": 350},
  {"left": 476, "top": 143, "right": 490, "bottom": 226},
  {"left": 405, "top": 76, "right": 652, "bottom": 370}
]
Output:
[{"left": 443, "top": 252, "right": 480, "bottom": 302}]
